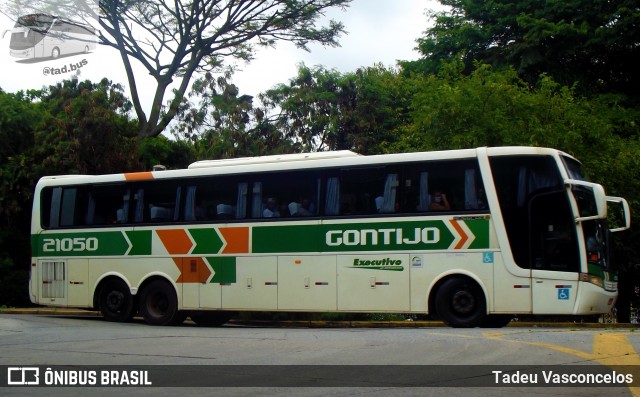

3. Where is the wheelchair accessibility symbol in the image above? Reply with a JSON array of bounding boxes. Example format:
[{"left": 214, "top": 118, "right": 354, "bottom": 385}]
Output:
[
  {"left": 482, "top": 252, "right": 494, "bottom": 264},
  {"left": 557, "top": 288, "right": 570, "bottom": 300}
]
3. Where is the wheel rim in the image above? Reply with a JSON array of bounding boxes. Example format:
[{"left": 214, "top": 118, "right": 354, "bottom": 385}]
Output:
[
  {"left": 451, "top": 289, "right": 475, "bottom": 316},
  {"left": 147, "top": 291, "right": 169, "bottom": 318},
  {"left": 106, "top": 290, "right": 125, "bottom": 312}
]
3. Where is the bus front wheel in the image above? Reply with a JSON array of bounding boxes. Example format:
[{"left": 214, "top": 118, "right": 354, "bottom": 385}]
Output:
[
  {"left": 139, "top": 279, "right": 184, "bottom": 326},
  {"left": 435, "top": 278, "right": 486, "bottom": 328},
  {"left": 98, "top": 279, "right": 134, "bottom": 322}
]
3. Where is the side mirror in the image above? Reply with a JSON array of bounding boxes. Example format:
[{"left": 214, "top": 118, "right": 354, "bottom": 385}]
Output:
[
  {"left": 565, "top": 179, "right": 607, "bottom": 222},
  {"left": 607, "top": 196, "right": 631, "bottom": 232}
]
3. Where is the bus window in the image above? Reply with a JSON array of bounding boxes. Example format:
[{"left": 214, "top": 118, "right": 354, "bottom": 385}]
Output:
[
  {"left": 184, "top": 177, "right": 248, "bottom": 221},
  {"left": 41, "top": 186, "right": 86, "bottom": 228},
  {"left": 86, "top": 184, "right": 131, "bottom": 226},
  {"left": 252, "top": 171, "right": 319, "bottom": 219},
  {"left": 338, "top": 167, "right": 385, "bottom": 215},
  {"left": 131, "top": 181, "right": 181, "bottom": 223},
  {"left": 401, "top": 160, "right": 486, "bottom": 214}
]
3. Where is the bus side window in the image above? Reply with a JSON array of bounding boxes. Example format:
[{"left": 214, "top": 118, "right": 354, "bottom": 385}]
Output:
[
  {"left": 252, "top": 171, "right": 319, "bottom": 219},
  {"left": 339, "top": 167, "right": 385, "bottom": 215},
  {"left": 184, "top": 177, "right": 248, "bottom": 222},
  {"left": 86, "top": 184, "right": 130, "bottom": 225},
  {"left": 133, "top": 181, "right": 180, "bottom": 224}
]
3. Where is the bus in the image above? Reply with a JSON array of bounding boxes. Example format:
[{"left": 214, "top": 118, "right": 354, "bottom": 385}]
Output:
[
  {"left": 29, "top": 147, "right": 630, "bottom": 328},
  {"left": 4, "top": 13, "right": 97, "bottom": 60}
]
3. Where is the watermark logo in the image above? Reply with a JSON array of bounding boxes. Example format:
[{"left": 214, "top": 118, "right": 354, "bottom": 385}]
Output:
[
  {"left": 7, "top": 367, "right": 40, "bottom": 385},
  {"left": 43, "top": 59, "right": 88, "bottom": 76},
  {"left": 5, "top": 367, "right": 152, "bottom": 386}
]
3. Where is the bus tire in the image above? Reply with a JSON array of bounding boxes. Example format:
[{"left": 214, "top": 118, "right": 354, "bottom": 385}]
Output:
[
  {"left": 98, "top": 279, "right": 134, "bottom": 322},
  {"left": 139, "top": 279, "right": 180, "bottom": 326},
  {"left": 190, "top": 311, "right": 233, "bottom": 327},
  {"left": 435, "top": 277, "right": 486, "bottom": 328}
]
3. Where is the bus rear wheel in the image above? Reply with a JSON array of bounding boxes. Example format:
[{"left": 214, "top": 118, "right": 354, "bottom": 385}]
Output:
[
  {"left": 98, "top": 279, "right": 134, "bottom": 322},
  {"left": 435, "top": 278, "right": 486, "bottom": 328},
  {"left": 139, "top": 279, "right": 184, "bottom": 326}
]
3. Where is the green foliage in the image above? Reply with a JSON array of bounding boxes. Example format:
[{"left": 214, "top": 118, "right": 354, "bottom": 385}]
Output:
[
  {"left": 403, "top": 0, "right": 640, "bottom": 97},
  {"left": 34, "top": 78, "right": 139, "bottom": 175},
  {"left": 173, "top": 72, "right": 297, "bottom": 159},
  {"left": 260, "top": 63, "right": 410, "bottom": 154},
  {"left": 392, "top": 63, "right": 636, "bottom": 155},
  {"left": 0, "top": 78, "right": 140, "bottom": 306},
  {"left": 138, "top": 136, "right": 195, "bottom": 170}
]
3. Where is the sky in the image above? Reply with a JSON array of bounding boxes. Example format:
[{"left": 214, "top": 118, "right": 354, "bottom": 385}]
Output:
[{"left": 0, "top": 0, "right": 443, "bottom": 112}]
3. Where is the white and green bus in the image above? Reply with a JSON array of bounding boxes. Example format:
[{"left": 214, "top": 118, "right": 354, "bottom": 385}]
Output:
[{"left": 30, "top": 147, "right": 630, "bottom": 327}]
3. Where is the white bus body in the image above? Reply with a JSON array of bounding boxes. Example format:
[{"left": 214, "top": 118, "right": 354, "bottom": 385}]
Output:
[{"left": 29, "top": 147, "right": 630, "bottom": 327}]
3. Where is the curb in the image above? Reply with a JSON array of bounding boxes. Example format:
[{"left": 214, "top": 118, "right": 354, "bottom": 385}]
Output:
[{"left": 1, "top": 308, "right": 636, "bottom": 328}]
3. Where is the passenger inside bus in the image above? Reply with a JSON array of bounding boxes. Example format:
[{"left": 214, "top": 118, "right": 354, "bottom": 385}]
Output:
[
  {"left": 430, "top": 191, "right": 450, "bottom": 211},
  {"left": 263, "top": 197, "right": 280, "bottom": 218}
]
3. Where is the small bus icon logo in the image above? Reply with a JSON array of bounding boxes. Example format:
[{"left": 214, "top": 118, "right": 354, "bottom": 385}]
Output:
[{"left": 7, "top": 367, "right": 40, "bottom": 385}]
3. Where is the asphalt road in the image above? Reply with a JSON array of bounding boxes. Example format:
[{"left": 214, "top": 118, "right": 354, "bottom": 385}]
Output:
[{"left": 1, "top": 313, "right": 638, "bottom": 396}]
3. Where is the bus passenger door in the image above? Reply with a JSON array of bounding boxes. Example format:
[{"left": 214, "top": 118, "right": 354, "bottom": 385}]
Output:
[{"left": 530, "top": 191, "right": 580, "bottom": 314}]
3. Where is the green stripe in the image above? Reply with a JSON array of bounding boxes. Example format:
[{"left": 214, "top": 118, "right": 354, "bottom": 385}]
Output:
[
  {"left": 126, "top": 230, "right": 152, "bottom": 255},
  {"left": 252, "top": 220, "right": 489, "bottom": 253},
  {"left": 33, "top": 230, "right": 153, "bottom": 257},
  {"left": 32, "top": 219, "right": 491, "bottom": 257},
  {"left": 34, "top": 231, "right": 130, "bottom": 257},
  {"left": 466, "top": 219, "right": 490, "bottom": 249},
  {"left": 207, "top": 257, "right": 237, "bottom": 284},
  {"left": 190, "top": 228, "right": 224, "bottom": 255}
]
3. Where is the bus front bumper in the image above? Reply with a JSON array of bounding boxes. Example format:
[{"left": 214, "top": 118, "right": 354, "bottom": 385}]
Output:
[
  {"left": 10, "top": 48, "right": 34, "bottom": 58},
  {"left": 574, "top": 281, "right": 617, "bottom": 315}
]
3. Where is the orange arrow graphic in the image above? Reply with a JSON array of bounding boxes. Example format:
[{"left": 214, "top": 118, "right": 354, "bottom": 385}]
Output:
[
  {"left": 219, "top": 227, "right": 250, "bottom": 254},
  {"left": 157, "top": 229, "right": 193, "bottom": 254},
  {"left": 449, "top": 220, "right": 469, "bottom": 249}
]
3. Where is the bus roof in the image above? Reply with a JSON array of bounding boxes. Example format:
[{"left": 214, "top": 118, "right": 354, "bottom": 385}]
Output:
[
  {"left": 188, "top": 150, "right": 360, "bottom": 169},
  {"left": 34, "top": 146, "right": 572, "bottom": 187}
]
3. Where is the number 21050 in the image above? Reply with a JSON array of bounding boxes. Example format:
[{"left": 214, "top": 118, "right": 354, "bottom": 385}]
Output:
[{"left": 42, "top": 237, "right": 99, "bottom": 252}]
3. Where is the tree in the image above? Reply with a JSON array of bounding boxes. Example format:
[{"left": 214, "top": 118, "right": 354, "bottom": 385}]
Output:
[
  {"left": 97, "top": 0, "right": 352, "bottom": 139},
  {"left": 0, "top": 89, "right": 47, "bottom": 306},
  {"left": 402, "top": 0, "right": 640, "bottom": 97},
  {"left": 260, "top": 63, "right": 409, "bottom": 153},
  {"left": 34, "top": 78, "right": 139, "bottom": 175},
  {"left": 0, "top": 78, "right": 140, "bottom": 306},
  {"left": 172, "top": 72, "right": 297, "bottom": 158}
]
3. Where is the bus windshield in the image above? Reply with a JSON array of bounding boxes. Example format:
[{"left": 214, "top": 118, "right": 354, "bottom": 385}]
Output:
[
  {"left": 9, "top": 14, "right": 53, "bottom": 51},
  {"left": 562, "top": 155, "right": 590, "bottom": 181},
  {"left": 16, "top": 14, "right": 55, "bottom": 29}
]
